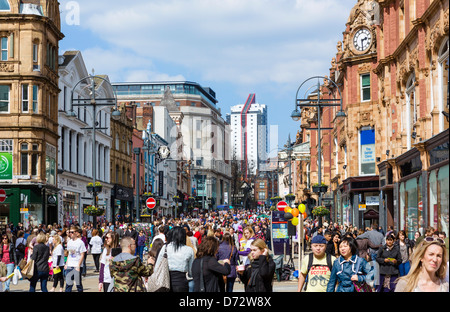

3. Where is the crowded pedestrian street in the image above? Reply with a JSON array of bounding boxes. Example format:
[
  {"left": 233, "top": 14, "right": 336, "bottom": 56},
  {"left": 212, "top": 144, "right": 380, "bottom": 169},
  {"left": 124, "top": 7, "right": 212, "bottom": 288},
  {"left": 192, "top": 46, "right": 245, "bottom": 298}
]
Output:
[{"left": 0, "top": 0, "right": 449, "bottom": 302}]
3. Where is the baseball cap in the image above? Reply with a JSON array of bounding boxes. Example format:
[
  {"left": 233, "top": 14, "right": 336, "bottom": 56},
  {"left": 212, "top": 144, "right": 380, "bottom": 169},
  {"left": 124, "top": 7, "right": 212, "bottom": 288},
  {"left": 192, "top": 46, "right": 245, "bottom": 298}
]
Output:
[{"left": 311, "top": 235, "right": 327, "bottom": 245}]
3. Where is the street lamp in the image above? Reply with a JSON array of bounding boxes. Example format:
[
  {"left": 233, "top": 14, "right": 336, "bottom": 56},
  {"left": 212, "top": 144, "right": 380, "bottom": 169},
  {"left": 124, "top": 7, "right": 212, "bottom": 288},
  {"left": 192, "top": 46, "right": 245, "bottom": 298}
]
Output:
[
  {"left": 291, "top": 76, "right": 345, "bottom": 207},
  {"left": 69, "top": 74, "right": 120, "bottom": 228},
  {"left": 133, "top": 147, "right": 141, "bottom": 222},
  {"left": 291, "top": 75, "right": 346, "bottom": 275}
]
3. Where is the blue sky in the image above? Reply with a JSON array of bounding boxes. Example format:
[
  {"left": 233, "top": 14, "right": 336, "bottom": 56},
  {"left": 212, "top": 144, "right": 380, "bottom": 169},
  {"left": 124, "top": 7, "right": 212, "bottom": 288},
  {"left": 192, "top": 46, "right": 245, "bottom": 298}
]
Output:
[{"left": 59, "top": 0, "right": 357, "bottom": 150}]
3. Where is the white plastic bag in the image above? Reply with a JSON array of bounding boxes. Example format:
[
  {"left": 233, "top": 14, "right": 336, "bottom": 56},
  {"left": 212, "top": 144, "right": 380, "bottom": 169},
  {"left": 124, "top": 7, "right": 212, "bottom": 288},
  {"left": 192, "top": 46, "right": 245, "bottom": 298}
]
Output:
[{"left": 12, "top": 266, "right": 22, "bottom": 285}]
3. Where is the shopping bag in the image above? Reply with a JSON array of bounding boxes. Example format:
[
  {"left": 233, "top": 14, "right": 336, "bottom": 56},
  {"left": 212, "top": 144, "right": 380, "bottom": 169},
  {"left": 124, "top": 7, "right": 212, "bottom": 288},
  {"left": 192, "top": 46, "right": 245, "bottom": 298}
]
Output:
[
  {"left": 21, "top": 260, "right": 35, "bottom": 279},
  {"left": 147, "top": 246, "right": 170, "bottom": 292},
  {"left": 12, "top": 266, "right": 22, "bottom": 284}
]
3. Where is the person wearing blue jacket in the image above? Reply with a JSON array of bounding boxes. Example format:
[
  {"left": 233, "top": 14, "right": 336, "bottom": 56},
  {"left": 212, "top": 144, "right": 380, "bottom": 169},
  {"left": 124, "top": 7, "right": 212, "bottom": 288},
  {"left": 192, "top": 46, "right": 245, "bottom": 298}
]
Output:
[{"left": 327, "top": 236, "right": 372, "bottom": 292}]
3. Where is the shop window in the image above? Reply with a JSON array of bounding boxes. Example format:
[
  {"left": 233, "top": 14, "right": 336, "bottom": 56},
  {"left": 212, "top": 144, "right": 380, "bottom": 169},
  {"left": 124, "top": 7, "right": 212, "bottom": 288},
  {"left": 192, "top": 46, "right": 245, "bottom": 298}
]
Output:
[
  {"left": 402, "top": 176, "right": 423, "bottom": 240},
  {"left": 437, "top": 164, "right": 449, "bottom": 238}
]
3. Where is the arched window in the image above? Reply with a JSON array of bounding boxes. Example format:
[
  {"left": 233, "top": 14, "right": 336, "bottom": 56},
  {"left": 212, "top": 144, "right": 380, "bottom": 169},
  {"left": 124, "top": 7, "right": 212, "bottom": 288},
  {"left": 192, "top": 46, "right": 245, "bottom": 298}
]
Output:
[
  {"left": 405, "top": 73, "right": 416, "bottom": 150},
  {"left": 0, "top": 0, "right": 10, "bottom": 11},
  {"left": 438, "top": 38, "right": 449, "bottom": 131}
]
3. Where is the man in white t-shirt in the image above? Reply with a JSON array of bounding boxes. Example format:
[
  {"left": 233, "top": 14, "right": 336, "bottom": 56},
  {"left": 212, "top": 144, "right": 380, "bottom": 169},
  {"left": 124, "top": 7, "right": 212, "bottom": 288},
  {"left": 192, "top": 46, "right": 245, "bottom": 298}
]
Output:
[{"left": 64, "top": 226, "right": 87, "bottom": 292}]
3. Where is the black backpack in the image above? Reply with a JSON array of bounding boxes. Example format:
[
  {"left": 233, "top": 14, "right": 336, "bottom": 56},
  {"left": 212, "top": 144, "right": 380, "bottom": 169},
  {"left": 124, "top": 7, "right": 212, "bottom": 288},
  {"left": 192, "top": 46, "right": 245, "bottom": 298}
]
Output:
[
  {"left": 16, "top": 238, "right": 26, "bottom": 254},
  {"left": 304, "top": 253, "right": 333, "bottom": 291}
]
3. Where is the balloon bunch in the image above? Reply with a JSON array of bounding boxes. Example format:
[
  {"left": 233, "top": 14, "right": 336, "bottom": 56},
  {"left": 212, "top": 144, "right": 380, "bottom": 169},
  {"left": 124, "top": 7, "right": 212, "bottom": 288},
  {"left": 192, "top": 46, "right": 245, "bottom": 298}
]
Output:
[{"left": 283, "top": 203, "right": 307, "bottom": 226}]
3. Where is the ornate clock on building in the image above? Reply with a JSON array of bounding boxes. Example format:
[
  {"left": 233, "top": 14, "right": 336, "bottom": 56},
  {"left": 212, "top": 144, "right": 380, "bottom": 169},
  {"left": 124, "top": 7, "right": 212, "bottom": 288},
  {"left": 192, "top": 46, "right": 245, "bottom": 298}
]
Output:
[{"left": 353, "top": 27, "right": 372, "bottom": 52}]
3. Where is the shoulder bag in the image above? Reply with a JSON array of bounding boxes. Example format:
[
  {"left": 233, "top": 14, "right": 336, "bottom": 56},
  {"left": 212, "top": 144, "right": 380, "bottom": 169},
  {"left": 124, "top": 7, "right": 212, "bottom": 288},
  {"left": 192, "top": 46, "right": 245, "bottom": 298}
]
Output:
[
  {"left": 148, "top": 245, "right": 170, "bottom": 292},
  {"left": 353, "top": 256, "right": 373, "bottom": 292},
  {"left": 223, "top": 247, "right": 233, "bottom": 284},
  {"left": 199, "top": 258, "right": 206, "bottom": 292}
]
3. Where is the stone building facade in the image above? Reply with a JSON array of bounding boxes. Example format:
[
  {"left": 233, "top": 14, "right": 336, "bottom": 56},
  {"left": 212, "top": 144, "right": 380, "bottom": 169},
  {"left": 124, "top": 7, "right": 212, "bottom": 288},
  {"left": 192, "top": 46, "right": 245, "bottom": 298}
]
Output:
[{"left": 0, "top": 0, "right": 64, "bottom": 227}]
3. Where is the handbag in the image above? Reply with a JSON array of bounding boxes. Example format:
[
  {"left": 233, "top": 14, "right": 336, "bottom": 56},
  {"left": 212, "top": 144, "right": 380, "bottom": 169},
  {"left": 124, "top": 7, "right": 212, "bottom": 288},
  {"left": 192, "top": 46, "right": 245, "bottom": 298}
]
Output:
[
  {"left": 18, "top": 258, "right": 27, "bottom": 270},
  {"left": 353, "top": 256, "right": 373, "bottom": 292},
  {"left": 223, "top": 247, "right": 234, "bottom": 284},
  {"left": 148, "top": 245, "right": 170, "bottom": 292},
  {"left": 0, "top": 262, "right": 7, "bottom": 277},
  {"left": 199, "top": 258, "right": 206, "bottom": 292},
  {"left": 21, "top": 260, "right": 35, "bottom": 280}
]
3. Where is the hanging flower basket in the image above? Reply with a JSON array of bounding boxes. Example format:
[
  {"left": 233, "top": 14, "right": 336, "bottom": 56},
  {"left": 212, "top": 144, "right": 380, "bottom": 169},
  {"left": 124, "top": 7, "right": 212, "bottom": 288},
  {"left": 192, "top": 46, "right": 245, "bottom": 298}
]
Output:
[
  {"left": 87, "top": 182, "right": 103, "bottom": 193},
  {"left": 285, "top": 193, "right": 296, "bottom": 202},
  {"left": 312, "top": 183, "right": 327, "bottom": 193},
  {"left": 84, "top": 205, "right": 105, "bottom": 216},
  {"left": 311, "top": 205, "right": 330, "bottom": 217}
]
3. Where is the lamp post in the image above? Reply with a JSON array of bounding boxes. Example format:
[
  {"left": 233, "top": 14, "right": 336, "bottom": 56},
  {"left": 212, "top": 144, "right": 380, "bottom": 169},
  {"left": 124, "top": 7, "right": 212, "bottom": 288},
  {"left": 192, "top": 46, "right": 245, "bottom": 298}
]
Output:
[
  {"left": 291, "top": 76, "right": 346, "bottom": 208},
  {"left": 290, "top": 75, "right": 346, "bottom": 277},
  {"left": 68, "top": 74, "right": 121, "bottom": 229},
  {"left": 133, "top": 147, "right": 141, "bottom": 222}
]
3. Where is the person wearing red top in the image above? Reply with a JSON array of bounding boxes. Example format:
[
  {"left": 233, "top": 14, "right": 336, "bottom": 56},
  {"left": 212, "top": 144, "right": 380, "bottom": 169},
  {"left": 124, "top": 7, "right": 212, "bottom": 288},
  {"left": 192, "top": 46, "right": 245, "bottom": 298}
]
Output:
[
  {"left": 1, "top": 235, "right": 16, "bottom": 292},
  {"left": 194, "top": 227, "right": 203, "bottom": 245}
]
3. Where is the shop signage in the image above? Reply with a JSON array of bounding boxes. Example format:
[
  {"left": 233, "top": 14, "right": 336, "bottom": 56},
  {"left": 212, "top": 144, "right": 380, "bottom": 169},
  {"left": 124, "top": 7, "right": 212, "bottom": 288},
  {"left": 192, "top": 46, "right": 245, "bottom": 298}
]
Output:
[
  {"left": 0, "top": 153, "right": 13, "bottom": 180},
  {"left": 366, "top": 196, "right": 379, "bottom": 206}
]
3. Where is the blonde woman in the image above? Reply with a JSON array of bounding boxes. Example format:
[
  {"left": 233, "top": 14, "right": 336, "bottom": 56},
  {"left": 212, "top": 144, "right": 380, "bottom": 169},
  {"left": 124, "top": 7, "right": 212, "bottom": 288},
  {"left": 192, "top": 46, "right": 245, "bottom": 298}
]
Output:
[
  {"left": 237, "top": 239, "right": 275, "bottom": 292},
  {"left": 238, "top": 226, "right": 255, "bottom": 266},
  {"left": 29, "top": 233, "right": 50, "bottom": 292},
  {"left": 50, "top": 235, "right": 65, "bottom": 292},
  {"left": 395, "top": 237, "right": 448, "bottom": 292}
]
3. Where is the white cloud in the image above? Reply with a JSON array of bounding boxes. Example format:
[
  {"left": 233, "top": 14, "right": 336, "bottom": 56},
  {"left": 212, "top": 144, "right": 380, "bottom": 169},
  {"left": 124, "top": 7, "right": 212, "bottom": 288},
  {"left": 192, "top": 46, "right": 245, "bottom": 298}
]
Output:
[{"left": 61, "top": 0, "right": 355, "bottom": 86}]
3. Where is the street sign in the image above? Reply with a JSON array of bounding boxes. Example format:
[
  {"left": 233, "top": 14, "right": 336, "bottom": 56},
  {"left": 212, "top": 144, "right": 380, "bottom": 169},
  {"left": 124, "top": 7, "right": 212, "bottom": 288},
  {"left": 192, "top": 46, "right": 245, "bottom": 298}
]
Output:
[
  {"left": 146, "top": 197, "right": 156, "bottom": 209},
  {"left": 277, "top": 201, "right": 288, "bottom": 211},
  {"left": 0, "top": 189, "right": 6, "bottom": 203}
]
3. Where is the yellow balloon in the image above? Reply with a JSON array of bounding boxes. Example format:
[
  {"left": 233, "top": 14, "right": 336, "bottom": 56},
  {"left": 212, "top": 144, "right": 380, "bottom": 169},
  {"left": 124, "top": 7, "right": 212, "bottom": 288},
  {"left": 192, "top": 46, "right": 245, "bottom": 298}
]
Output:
[
  {"left": 291, "top": 217, "right": 299, "bottom": 226},
  {"left": 292, "top": 208, "right": 299, "bottom": 217},
  {"left": 298, "top": 204, "right": 306, "bottom": 214},
  {"left": 287, "top": 208, "right": 292, "bottom": 214}
]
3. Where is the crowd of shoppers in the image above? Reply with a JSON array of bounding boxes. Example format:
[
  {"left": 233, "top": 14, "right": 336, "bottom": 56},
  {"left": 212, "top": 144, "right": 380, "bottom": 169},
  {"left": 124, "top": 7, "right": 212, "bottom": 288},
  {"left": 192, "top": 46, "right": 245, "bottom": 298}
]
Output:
[{"left": 0, "top": 209, "right": 448, "bottom": 293}]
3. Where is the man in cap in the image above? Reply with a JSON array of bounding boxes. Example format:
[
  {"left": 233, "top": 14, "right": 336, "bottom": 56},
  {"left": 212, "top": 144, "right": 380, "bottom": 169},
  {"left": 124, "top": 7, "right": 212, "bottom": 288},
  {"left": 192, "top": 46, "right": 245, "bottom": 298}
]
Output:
[{"left": 298, "top": 235, "right": 335, "bottom": 292}]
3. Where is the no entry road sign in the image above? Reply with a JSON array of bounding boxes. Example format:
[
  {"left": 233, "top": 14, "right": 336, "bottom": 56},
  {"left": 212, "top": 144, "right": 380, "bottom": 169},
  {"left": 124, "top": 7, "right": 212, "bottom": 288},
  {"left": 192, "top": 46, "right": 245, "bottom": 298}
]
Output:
[
  {"left": 277, "top": 200, "right": 288, "bottom": 211},
  {"left": 0, "top": 189, "right": 6, "bottom": 203},
  {"left": 146, "top": 197, "right": 156, "bottom": 209}
]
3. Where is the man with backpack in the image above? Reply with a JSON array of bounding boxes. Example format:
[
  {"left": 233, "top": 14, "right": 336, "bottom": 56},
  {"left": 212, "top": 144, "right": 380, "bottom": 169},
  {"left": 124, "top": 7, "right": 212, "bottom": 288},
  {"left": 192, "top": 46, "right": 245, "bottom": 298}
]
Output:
[{"left": 297, "top": 235, "right": 335, "bottom": 292}]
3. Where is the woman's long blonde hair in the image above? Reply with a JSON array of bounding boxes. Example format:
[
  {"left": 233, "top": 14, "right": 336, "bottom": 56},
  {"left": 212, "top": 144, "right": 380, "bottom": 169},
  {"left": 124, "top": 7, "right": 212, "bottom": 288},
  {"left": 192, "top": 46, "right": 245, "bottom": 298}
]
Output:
[{"left": 396, "top": 240, "right": 447, "bottom": 292}]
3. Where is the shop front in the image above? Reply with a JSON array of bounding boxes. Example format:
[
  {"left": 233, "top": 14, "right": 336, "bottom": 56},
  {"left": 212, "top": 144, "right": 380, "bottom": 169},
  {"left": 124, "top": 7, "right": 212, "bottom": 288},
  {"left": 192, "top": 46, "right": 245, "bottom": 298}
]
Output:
[
  {"left": 394, "top": 129, "right": 449, "bottom": 240},
  {"left": 112, "top": 185, "right": 133, "bottom": 221},
  {"left": 0, "top": 185, "right": 58, "bottom": 229},
  {"left": 339, "top": 176, "right": 380, "bottom": 229}
]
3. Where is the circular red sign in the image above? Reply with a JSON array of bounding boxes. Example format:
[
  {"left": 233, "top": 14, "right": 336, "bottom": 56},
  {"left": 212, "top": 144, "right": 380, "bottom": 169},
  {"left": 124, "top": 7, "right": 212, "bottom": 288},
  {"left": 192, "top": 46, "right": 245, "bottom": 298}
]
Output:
[
  {"left": 146, "top": 197, "right": 156, "bottom": 209},
  {"left": 0, "top": 189, "right": 6, "bottom": 203},
  {"left": 276, "top": 200, "right": 288, "bottom": 211}
]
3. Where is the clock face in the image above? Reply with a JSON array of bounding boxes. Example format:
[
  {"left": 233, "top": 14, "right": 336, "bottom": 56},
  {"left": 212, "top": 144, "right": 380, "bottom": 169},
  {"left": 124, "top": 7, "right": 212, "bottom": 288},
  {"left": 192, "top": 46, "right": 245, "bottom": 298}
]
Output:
[{"left": 353, "top": 28, "right": 372, "bottom": 52}]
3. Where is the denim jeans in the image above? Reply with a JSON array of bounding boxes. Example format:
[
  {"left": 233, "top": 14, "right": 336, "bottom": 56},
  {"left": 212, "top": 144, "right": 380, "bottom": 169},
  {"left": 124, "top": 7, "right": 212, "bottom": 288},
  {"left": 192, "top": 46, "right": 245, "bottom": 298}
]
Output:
[
  {"left": 398, "top": 261, "right": 411, "bottom": 276},
  {"left": 65, "top": 267, "right": 83, "bottom": 292},
  {"left": 29, "top": 271, "right": 49, "bottom": 292},
  {"left": 2, "top": 263, "right": 14, "bottom": 291}
]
